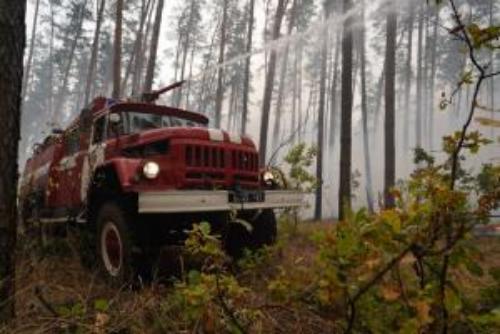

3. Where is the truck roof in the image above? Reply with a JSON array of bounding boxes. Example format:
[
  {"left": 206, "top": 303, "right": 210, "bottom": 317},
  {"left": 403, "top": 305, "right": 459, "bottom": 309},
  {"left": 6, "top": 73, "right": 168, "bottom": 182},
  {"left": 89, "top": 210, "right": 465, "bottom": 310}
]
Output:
[{"left": 66, "top": 97, "right": 210, "bottom": 131}]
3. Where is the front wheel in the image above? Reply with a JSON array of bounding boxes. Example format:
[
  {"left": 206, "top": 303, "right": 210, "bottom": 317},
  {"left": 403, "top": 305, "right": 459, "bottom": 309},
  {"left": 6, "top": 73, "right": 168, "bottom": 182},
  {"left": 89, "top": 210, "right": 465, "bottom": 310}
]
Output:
[
  {"left": 224, "top": 209, "right": 277, "bottom": 258},
  {"left": 96, "top": 202, "right": 144, "bottom": 285}
]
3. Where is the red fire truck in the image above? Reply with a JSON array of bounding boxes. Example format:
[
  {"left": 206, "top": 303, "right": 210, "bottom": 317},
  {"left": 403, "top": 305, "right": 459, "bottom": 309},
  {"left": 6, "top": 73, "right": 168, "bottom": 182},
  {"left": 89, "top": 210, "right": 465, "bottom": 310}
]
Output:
[{"left": 19, "top": 83, "right": 302, "bottom": 283}]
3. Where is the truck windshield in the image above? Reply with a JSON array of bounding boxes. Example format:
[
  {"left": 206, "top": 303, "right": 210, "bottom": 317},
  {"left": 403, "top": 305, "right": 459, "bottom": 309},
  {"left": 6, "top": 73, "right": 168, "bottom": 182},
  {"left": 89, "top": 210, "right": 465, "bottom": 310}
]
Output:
[{"left": 118, "top": 111, "right": 206, "bottom": 134}]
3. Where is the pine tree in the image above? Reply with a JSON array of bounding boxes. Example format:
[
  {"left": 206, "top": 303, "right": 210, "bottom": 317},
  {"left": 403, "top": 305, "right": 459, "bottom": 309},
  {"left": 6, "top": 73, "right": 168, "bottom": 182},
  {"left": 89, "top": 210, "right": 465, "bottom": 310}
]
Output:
[
  {"left": 338, "top": 0, "right": 353, "bottom": 219},
  {"left": 259, "top": 0, "right": 288, "bottom": 166},
  {"left": 0, "top": 0, "right": 26, "bottom": 322},
  {"left": 384, "top": 0, "right": 397, "bottom": 208},
  {"left": 112, "top": 0, "right": 124, "bottom": 98}
]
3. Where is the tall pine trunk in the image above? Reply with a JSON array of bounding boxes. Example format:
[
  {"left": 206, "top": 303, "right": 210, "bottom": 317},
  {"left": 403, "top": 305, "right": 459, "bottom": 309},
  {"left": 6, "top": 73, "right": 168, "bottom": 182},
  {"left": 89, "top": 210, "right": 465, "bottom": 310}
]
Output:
[
  {"left": 259, "top": 0, "right": 287, "bottom": 166},
  {"left": 241, "top": 0, "right": 255, "bottom": 134},
  {"left": 428, "top": 9, "right": 438, "bottom": 150},
  {"left": 273, "top": 0, "right": 297, "bottom": 149},
  {"left": 403, "top": 0, "right": 414, "bottom": 152},
  {"left": 84, "top": 0, "right": 106, "bottom": 105},
  {"left": 415, "top": 1, "right": 423, "bottom": 149},
  {"left": 21, "top": 0, "right": 40, "bottom": 102},
  {"left": 329, "top": 29, "right": 341, "bottom": 150},
  {"left": 0, "top": 0, "right": 25, "bottom": 322},
  {"left": 338, "top": 0, "right": 354, "bottom": 220},
  {"left": 315, "top": 3, "right": 329, "bottom": 221},
  {"left": 359, "top": 0, "right": 374, "bottom": 213},
  {"left": 489, "top": 0, "right": 495, "bottom": 134},
  {"left": 144, "top": 0, "right": 164, "bottom": 93},
  {"left": 384, "top": 0, "right": 397, "bottom": 208},
  {"left": 112, "top": 0, "right": 124, "bottom": 99},
  {"left": 214, "top": 0, "right": 229, "bottom": 128},
  {"left": 55, "top": 2, "right": 87, "bottom": 118},
  {"left": 131, "top": 0, "right": 150, "bottom": 96}
]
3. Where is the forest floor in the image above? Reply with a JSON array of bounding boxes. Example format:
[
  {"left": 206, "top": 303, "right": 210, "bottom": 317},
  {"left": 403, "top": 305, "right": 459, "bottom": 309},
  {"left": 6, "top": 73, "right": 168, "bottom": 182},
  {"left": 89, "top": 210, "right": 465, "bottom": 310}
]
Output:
[{"left": 3, "top": 221, "right": 500, "bottom": 333}]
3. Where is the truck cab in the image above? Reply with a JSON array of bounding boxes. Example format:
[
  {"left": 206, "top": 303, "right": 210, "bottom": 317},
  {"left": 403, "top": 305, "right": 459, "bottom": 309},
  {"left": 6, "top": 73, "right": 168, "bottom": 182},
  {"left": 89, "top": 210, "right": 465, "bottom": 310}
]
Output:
[{"left": 20, "top": 95, "right": 302, "bottom": 283}]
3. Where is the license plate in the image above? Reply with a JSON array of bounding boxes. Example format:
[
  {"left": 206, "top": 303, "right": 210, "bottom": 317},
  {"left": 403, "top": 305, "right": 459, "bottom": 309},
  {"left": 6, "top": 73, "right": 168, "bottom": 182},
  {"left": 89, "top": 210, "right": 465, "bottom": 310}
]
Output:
[{"left": 229, "top": 190, "right": 265, "bottom": 203}]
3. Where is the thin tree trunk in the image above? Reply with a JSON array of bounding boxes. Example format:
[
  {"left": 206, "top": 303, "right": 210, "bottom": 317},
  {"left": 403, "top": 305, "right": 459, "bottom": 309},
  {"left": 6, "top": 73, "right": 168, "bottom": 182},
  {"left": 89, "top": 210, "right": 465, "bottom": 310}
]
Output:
[
  {"left": 273, "top": 0, "right": 297, "bottom": 149},
  {"left": 338, "top": 0, "right": 354, "bottom": 220},
  {"left": 422, "top": 12, "right": 429, "bottom": 149},
  {"left": 214, "top": 0, "right": 229, "bottom": 128},
  {"left": 384, "top": 0, "right": 397, "bottom": 209},
  {"left": 176, "top": 0, "right": 196, "bottom": 106},
  {"left": 112, "top": 0, "right": 124, "bottom": 99},
  {"left": 428, "top": 9, "right": 438, "bottom": 150},
  {"left": 241, "top": 0, "right": 255, "bottom": 134},
  {"left": 0, "top": 0, "right": 25, "bottom": 322},
  {"left": 259, "top": 0, "right": 287, "bottom": 166},
  {"left": 315, "top": 5, "right": 329, "bottom": 221},
  {"left": 21, "top": 0, "right": 40, "bottom": 102},
  {"left": 48, "top": 1, "right": 55, "bottom": 122},
  {"left": 489, "top": 0, "right": 495, "bottom": 134},
  {"left": 144, "top": 0, "right": 164, "bottom": 93},
  {"left": 359, "top": 0, "right": 374, "bottom": 213},
  {"left": 403, "top": 0, "right": 414, "bottom": 152},
  {"left": 415, "top": 1, "right": 423, "bottom": 149},
  {"left": 121, "top": 0, "right": 151, "bottom": 96},
  {"left": 55, "top": 2, "right": 87, "bottom": 118},
  {"left": 184, "top": 46, "right": 195, "bottom": 108},
  {"left": 84, "top": 0, "right": 106, "bottom": 105},
  {"left": 291, "top": 48, "right": 298, "bottom": 143},
  {"left": 297, "top": 44, "right": 303, "bottom": 142},
  {"left": 329, "top": 29, "right": 341, "bottom": 150},
  {"left": 131, "top": 0, "right": 152, "bottom": 96}
]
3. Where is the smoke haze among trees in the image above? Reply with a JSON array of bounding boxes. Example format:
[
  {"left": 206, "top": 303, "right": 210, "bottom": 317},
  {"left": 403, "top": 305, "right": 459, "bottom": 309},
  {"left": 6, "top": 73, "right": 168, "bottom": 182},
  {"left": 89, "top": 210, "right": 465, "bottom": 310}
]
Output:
[{"left": 21, "top": 0, "right": 499, "bottom": 219}]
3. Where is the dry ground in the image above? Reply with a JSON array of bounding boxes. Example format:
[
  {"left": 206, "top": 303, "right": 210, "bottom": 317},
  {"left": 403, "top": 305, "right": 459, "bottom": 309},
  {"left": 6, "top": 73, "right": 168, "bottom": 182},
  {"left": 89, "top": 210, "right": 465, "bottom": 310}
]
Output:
[{"left": 3, "top": 222, "right": 500, "bottom": 333}]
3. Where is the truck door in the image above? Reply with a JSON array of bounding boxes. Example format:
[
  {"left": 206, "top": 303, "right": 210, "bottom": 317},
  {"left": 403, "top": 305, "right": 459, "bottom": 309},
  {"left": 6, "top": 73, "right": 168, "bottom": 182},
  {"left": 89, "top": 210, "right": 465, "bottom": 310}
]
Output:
[
  {"left": 55, "top": 128, "right": 82, "bottom": 213},
  {"left": 80, "top": 116, "right": 107, "bottom": 203}
]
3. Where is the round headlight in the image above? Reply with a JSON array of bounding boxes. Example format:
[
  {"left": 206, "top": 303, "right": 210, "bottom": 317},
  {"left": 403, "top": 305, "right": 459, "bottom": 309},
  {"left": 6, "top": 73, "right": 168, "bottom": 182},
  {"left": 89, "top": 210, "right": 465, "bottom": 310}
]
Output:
[
  {"left": 143, "top": 161, "right": 160, "bottom": 179},
  {"left": 263, "top": 171, "right": 275, "bottom": 183}
]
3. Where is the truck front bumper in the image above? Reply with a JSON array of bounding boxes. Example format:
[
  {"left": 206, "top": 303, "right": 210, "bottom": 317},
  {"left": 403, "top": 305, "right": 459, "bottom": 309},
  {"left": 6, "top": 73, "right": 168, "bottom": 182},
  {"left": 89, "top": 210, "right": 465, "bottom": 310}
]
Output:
[{"left": 138, "top": 190, "right": 304, "bottom": 214}]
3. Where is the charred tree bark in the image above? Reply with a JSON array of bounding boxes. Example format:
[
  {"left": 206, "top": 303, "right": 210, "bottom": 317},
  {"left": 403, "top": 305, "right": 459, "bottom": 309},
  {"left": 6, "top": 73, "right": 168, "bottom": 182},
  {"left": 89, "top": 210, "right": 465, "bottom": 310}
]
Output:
[
  {"left": 241, "top": 0, "right": 255, "bottom": 134},
  {"left": 112, "top": 0, "right": 124, "bottom": 99},
  {"left": 384, "top": 1, "right": 397, "bottom": 209},
  {"left": 144, "top": 0, "right": 164, "bottom": 93},
  {"left": 259, "top": 0, "right": 288, "bottom": 166},
  {"left": 214, "top": 0, "right": 229, "bottom": 128},
  {"left": 0, "top": 0, "right": 26, "bottom": 322},
  {"left": 84, "top": 0, "right": 105, "bottom": 105},
  {"left": 338, "top": 0, "right": 353, "bottom": 220},
  {"left": 21, "top": 0, "right": 39, "bottom": 102}
]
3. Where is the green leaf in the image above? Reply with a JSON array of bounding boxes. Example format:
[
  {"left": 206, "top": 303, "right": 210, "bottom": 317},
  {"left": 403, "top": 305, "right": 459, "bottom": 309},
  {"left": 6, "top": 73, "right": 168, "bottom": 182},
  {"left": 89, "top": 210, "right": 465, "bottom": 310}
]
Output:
[
  {"left": 464, "top": 258, "right": 484, "bottom": 277},
  {"left": 94, "top": 298, "right": 109, "bottom": 312}
]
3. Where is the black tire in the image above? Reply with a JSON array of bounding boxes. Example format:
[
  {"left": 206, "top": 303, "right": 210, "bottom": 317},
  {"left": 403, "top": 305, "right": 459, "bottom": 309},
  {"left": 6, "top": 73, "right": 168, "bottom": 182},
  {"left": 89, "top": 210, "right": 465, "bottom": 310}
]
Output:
[
  {"left": 95, "top": 202, "right": 145, "bottom": 285},
  {"left": 251, "top": 209, "right": 277, "bottom": 247},
  {"left": 224, "top": 209, "right": 277, "bottom": 258},
  {"left": 78, "top": 224, "right": 97, "bottom": 270}
]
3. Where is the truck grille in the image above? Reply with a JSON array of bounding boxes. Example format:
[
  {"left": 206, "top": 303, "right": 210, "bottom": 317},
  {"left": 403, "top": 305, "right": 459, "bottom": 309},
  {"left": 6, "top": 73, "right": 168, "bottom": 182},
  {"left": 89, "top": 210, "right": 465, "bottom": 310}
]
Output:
[
  {"left": 185, "top": 145, "right": 258, "bottom": 172},
  {"left": 185, "top": 145, "right": 225, "bottom": 169}
]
